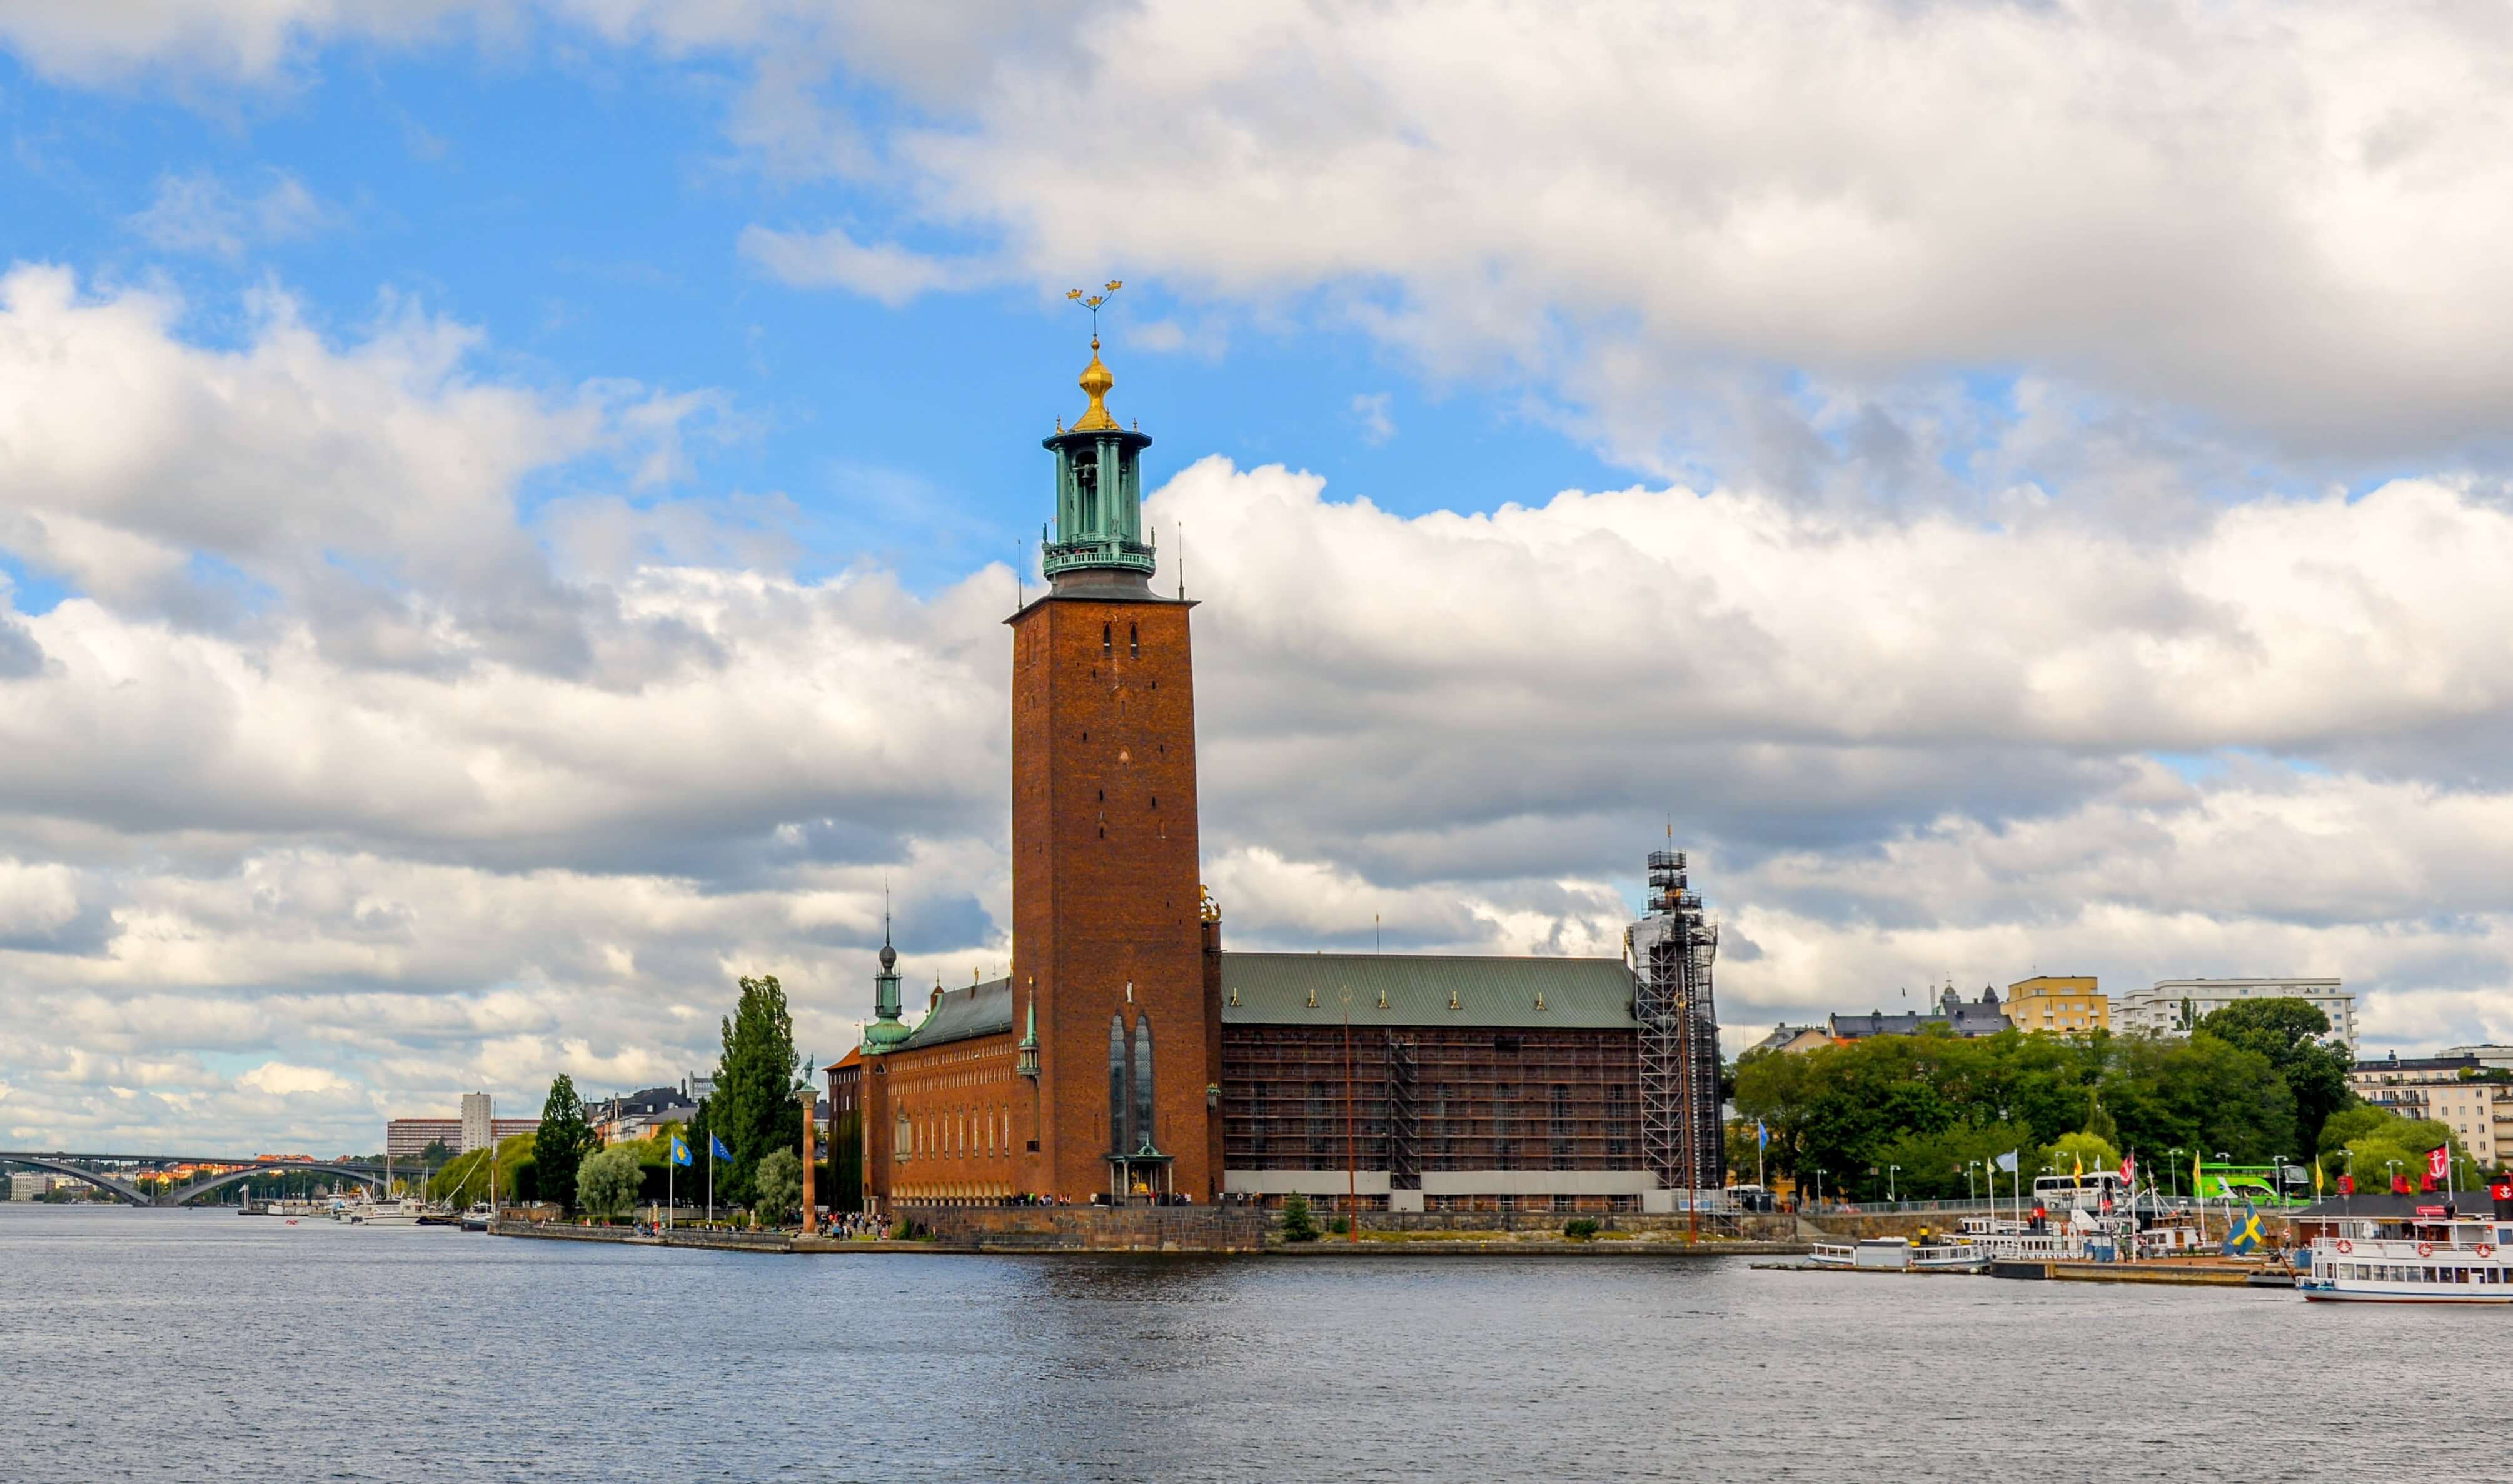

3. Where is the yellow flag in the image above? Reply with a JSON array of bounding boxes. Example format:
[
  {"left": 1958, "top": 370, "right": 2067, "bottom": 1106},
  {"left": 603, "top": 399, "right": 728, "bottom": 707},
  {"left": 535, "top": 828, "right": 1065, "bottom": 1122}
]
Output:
[
  {"left": 2314, "top": 1159, "right": 2324, "bottom": 1196},
  {"left": 2073, "top": 1151, "right": 2083, "bottom": 1178},
  {"left": 2193, "top": 1148, "right": 2203, "bottom": 1194}
]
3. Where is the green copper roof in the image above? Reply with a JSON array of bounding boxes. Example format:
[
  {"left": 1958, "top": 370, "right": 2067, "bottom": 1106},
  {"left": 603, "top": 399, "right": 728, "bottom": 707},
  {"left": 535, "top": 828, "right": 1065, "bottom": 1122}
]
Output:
[
  {"left": 1218, "top": 951, "right": 1637, "bottom": 1030},
  {"left": 895, "top": 977, "right": 1015, "bottom": 1053}
]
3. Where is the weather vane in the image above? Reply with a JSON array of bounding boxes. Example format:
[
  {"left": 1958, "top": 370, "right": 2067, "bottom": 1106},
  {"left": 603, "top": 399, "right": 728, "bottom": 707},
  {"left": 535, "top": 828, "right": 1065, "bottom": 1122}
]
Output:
[{"left": 1066, "top": 279, "right": 1123, "bottom": 340}]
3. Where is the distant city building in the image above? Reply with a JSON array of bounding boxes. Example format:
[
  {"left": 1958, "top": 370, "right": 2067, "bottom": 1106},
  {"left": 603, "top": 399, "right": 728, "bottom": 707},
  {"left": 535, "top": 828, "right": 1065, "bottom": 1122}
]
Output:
[
  {"left": 386, "top": 1116, "right": 539, "bottom": 1160},
  {"left": 1750, "top": 1023, "right": 1833, "bottom": 1055},
  {"left": 2116, "top": 978, "right": 2354, "bottom": 1048},
  {"left": 2440, "top": 1045, "right": 2513, "bottom": 1071},
  {"left": 2005, "top": 976, "right": 2108, "bottom": 1035},
  {"left": 1826, "top": 985, "right": 2011, "bottom": 1042},
  {"left": 584, "top": 1086, "right": 698, "bottom": 1145},
  {"left": 459, "top": 1092, "right": 496, "bottom": 1152},
  {"left": 2350, "top": 1051, "right": 2509, "bottom": 1168}
]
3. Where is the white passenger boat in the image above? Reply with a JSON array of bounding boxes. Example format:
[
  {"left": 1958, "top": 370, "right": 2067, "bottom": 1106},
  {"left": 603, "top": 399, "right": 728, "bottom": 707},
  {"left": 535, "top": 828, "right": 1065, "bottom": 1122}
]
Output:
[
  {"left": 2300, "top": 1210, "right": 2513, "bottom": 1303},
  {"left": 460, "top": 1203, "right": 494, "bottom": 1231},
  {"left": 341, "top": 1197, "right": 429, "bottom": 1226},
  {"left": 1810, "top": 1237, "right": 1986, "bottom": 1271}
]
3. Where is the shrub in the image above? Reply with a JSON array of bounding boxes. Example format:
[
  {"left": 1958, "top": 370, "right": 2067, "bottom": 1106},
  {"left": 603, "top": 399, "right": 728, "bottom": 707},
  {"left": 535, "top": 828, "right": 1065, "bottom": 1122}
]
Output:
[
  {"left": 1564, "top": 1217, "right": 1601, "bottom": 1241},
  {"left": 1279, "top": 1193, "right": 1321, "bottom": 1242},
  {"left": 575, "top": 1145, "right": 643, "bottom": 1221}
]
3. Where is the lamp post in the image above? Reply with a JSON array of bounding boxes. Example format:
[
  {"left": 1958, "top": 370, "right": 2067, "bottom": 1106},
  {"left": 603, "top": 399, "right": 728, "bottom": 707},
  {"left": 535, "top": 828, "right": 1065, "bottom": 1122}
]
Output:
[
  {"left": 1888, "top": 1165, "right": 1901, "bottom": 1205},
  {"left": 1815, "top": 1168, "right": 1828, "bottom": 1210},
  {"left": 2271, "top": 1155, "right": 2287, "bottom": 1208},
  {"left": 1965, "top": 1160, "right": 1981, "bottom": 1203},
  {"left": 2167, "top": 1147, "right": 2183, "bottom": 1205}
]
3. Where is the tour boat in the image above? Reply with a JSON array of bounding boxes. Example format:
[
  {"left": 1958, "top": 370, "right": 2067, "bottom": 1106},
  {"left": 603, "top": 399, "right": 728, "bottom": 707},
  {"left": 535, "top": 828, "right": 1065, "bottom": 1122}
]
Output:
[
  {"left": 1810, "top": 1236, "right": 1987, "bottom": 1271},
  {"left": 2299, "top": 1210, "right": 2513, "bottom": 1303},
  {"left": 341, "top": 1197, "right": 429, "bottom": 1226}
]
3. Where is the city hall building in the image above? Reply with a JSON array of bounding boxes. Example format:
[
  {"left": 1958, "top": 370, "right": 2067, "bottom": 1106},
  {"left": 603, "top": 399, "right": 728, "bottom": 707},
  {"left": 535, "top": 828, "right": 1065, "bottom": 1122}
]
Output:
[{"left": 833, "top": 336, "right": 1721, "bottom": 1215}]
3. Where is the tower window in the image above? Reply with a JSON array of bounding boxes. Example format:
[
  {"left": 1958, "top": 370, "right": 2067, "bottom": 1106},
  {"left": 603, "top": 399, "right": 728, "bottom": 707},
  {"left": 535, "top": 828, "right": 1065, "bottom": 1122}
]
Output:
[
  {"left": 1149, "top": 796, "right": 1157, "bottom": 809},
  {"left": 1102, "top": 623, "right": 1112, "bottom": 658},
  {"left": 1129, "top": 624, "right": 1139, "bottom": 658}
]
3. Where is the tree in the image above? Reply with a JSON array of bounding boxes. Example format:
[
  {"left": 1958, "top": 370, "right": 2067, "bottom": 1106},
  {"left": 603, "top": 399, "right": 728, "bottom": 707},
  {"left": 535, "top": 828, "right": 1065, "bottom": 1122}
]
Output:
[
  {"left": 2195, "top": 999, "right": 2354, "bottom": 1153},
  {"left": 534, "top": 1075, "right": 598, "bottom": 1216},
  {"left": 710, "top": 975, "right": 805, "bottom": 1207},
  {"left": 577, "top": 1145, "right": 644, "bottom": 1221},
  {"left": 754, "top": 1148, "right": 803, "bottom": 1226},
  {"left": 1279, "top": 1192, "right": 1321, "bottom": 1242},
  {"left": 2042, "top": 1131, "right": 2120, "bottom": 1180}
]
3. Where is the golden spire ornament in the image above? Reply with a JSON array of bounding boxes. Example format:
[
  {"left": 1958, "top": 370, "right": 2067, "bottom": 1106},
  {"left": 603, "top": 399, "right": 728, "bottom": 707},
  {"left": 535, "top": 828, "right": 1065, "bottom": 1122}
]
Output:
[{"left": 1065, "top": 280, "right": 1123, "bottom": 432}]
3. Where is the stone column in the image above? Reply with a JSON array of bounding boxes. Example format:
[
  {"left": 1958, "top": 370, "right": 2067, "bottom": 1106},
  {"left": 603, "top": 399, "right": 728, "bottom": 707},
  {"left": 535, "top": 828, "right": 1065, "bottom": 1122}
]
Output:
[{"left": 800, "top": 1088, "right": 818, "bottom": 1228}]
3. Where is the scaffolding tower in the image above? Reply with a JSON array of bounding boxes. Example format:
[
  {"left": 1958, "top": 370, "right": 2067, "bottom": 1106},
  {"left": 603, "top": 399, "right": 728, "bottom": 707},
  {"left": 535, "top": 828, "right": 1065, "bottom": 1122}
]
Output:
[{"left": 1632, "top": 850, "right": 1721, "bottom": 1201}]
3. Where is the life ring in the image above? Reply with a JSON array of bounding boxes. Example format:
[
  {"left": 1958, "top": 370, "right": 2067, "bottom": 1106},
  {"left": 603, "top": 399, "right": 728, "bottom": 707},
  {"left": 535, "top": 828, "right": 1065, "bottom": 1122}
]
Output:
[
  {"left": 2335, "top": 1239, "right": 2352, "bottom": 1254},
  {"left": 2417, "top": 1241, "right": 2434, "bottom": 1258},
  {"left": 2480, "top": 1243, "right": 2496, "bottom": 1259}
]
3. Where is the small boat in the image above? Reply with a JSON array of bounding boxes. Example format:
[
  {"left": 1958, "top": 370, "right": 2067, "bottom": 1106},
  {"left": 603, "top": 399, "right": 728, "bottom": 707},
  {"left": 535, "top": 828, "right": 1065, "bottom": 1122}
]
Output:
[
  {"left": 2300, "top": 1208, "right": 2513, "bottom": 1303},
  {"left": 1810, "top": 1237, "right": 1985, "bottom": 1271},
  {"left": 342, "top": 1197, "right": 430, "bottom": 1226},
  {"left": 460, "top": 1203, "right": 494, "bottom": 1232}
]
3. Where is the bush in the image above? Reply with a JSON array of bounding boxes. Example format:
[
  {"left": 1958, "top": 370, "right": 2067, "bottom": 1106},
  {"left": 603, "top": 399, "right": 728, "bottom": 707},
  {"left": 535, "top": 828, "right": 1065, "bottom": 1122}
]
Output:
[
  {"left": 1279, "top": 1193, "right": 1321, "bottom": 1242},
  {"left": 1328, "top": 1215, "right": 1351, "bottom": 1235},
  {"left": 754, "top": 1148, "right": 803, "bottom": 1227},
  {"left": 1564, "top": 1217, "right": 1601, "bottom": 1241},
  {"left": 576, "top": 1145, "right": 643, "bottom": 1221}
]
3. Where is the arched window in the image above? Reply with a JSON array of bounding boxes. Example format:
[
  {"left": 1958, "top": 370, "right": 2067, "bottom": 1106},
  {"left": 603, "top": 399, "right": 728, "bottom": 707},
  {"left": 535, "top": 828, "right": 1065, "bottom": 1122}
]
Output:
[
  {"left": 1128, "top": 623, "right": 1139, "bottom": 658},
  {"left": 1132, "top": 1013, "right": 1155, "bottom": 1156},
  {"left": 1109, "top": 1015, "right": 1130, "bottom": 1156},
  {"left": 1102, "top": 623, "right": 1112, "bottom": 658}
]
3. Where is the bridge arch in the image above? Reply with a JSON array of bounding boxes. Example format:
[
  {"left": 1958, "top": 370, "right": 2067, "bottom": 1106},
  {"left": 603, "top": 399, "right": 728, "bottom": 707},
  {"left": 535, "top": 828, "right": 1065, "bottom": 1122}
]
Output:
[
  {"left": 164, "top": 1164, "right": 387, "bottom": 1206},
  {"left": 0, "top": 1155, "right": 152, "bottom": 1206}
]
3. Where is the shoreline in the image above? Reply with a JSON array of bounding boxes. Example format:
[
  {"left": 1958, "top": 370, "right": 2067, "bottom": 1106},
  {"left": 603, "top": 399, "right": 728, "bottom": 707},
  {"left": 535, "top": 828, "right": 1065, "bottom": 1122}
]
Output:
[{"left": 488, "top": 1221, "right": 1813, "bottom": 1258}]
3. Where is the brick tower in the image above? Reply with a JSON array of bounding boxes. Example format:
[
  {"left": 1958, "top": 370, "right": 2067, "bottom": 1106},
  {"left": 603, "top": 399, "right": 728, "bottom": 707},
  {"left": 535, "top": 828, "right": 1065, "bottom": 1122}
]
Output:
[{"left": 1007, "top": 308, "right": 1219, "bottom": 1203}]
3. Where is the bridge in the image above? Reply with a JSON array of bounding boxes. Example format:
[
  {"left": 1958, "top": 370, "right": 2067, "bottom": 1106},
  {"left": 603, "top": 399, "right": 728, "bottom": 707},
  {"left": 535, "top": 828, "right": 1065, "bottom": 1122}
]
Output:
[{"left": 0, "top": 1151, "right": 391, "bottom": 1207}]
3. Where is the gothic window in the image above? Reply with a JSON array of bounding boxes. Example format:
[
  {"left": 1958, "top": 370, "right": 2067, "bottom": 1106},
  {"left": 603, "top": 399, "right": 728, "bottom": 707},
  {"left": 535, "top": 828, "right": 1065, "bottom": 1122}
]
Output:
[
  {"left": 1109, "top": 1015, "right": 1129, "bottom": 1156},
  {"left": 1132, "top": 1012, "right": 1155, "bottom": 1155},
  {"left": 1128, "top": 623, "right": 1139, "bottom": 658},
  {"left": 1102, "top": 623, "right": 1112, "bottom": 658}
]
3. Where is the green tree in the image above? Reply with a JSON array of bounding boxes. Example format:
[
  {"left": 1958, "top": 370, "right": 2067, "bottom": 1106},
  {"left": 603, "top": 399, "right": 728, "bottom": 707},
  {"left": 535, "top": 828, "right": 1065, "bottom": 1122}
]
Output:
[
  {"left": 2195, "top": 999, "right": 2354, "bottom": 1153},
  {"left": 533, "top": 1075, "right": 597, "bottom": 1216},
  {"left": 577, "top": 1145, "right": 644, "bottom": 1221},
  {"left": 1279, "top": 1193, "right": 1321, "bottom": 1242},
  {"left": 710, "top": 975, "right": 805, "bottom": 1207},
  {"left": 754, "top": 1147, "right": 803, "bottom": 1226},
  {"left": 2042, "top": 1131, "right": 2121, "bottom": 1180}
]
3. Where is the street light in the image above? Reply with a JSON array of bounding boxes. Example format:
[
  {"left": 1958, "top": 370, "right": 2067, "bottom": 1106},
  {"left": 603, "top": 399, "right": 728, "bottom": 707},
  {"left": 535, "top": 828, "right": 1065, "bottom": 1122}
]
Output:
[
  {"left": 2271, "top": 1155, "right": 2287, "bottom": 1206},
  {"left": 1816, "top": 1168, "right": 1828, "bottom": 1209},
  {"left": 1889, "top": 1165, "right": 1901, "bottom": 1205},
  {"left": 2167, "top": 1147, "right": 2184, "bottom": 1204},
  {"left": 1965, "top": 1160, "right": 1982, "bottom": 1202}
]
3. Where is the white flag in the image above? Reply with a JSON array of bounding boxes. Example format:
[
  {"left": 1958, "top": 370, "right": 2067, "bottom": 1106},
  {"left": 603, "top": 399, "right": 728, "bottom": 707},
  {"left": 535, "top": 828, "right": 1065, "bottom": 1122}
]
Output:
[{"left": 1995, "top": 1150, "right": 2018, "bottom": 1173}]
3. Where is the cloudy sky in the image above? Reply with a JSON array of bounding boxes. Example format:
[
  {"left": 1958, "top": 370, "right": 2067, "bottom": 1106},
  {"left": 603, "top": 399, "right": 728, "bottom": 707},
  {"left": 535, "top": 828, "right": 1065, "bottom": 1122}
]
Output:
[{"left": 5, "top": 1, "right": 2512, "bottom": 1154}]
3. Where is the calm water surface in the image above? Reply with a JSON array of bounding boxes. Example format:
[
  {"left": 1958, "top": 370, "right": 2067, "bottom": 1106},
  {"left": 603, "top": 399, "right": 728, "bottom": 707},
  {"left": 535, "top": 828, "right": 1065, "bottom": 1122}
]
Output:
[{"left": 2, "top": 1205, "right": 2492, "bottom": 1481}]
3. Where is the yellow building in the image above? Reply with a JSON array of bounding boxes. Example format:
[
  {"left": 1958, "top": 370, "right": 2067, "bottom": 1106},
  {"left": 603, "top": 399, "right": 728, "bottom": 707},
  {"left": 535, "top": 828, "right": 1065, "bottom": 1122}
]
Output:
[{"left": 2006, "top": 976, "right": 2109, "bottom": 1035}]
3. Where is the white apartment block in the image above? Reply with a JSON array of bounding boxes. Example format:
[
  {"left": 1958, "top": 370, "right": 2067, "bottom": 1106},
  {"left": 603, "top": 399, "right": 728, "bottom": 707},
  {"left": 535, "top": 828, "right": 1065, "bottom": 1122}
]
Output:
[
  {"left": 2115, "top": 978, "right": 2354, "bottom": 1049},
  {"left": 460, "top": 1091, "right": 494, "bottom": 1153}
]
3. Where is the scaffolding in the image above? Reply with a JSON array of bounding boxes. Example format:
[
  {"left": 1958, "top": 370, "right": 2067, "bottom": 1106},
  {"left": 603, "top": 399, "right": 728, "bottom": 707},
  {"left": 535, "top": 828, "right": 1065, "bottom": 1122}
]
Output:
[
  {"left": 1384, "top": 1032, "right": 1421, "bottom": 1194},
  {"left": 1633, "top": 850, "right": 1721, "bottom": 1203}
]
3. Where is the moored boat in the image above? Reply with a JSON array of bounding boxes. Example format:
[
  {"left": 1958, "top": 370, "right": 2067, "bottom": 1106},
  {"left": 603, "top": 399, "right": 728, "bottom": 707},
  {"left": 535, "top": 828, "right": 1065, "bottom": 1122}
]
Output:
[{"left": 2299, "top": 1208, "right": 2513, "bottom": 1303}]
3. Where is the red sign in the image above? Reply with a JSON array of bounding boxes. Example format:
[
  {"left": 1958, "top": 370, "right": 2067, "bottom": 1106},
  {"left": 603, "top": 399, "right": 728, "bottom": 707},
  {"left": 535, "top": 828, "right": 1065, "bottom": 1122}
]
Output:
[
  {"left": 2492, "top": 1180, "right": 2512, "bottom": 1201},
  {"left": 2417, "top": 1205, "right": 2447, "bottom": 1220},
  {"left": 2337, "top": 1175, "right": 2355, "bottom": 1195}
]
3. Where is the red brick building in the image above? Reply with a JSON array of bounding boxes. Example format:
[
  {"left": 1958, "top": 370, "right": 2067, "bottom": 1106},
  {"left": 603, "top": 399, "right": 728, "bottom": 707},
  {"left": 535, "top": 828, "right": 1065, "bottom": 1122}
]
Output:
[{"left": 838, "top": 336, "right": 1721, "bottom": 1216}]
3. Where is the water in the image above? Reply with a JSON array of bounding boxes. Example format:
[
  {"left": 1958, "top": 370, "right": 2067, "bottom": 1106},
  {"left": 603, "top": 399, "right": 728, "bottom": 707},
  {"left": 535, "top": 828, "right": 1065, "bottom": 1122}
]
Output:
[{"left": 3, "top": 1205, "right": 2498, "bottom": 1481}]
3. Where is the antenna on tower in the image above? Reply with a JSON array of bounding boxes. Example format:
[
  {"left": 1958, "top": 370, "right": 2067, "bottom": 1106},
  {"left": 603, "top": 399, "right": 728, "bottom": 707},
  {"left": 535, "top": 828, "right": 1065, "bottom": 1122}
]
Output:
[
  {"left": 1177, "top": 521, "right": 1185, "bottom": 599},
  {"left": 1016, "top": 539, "right": 1024, "bottom": 613}
]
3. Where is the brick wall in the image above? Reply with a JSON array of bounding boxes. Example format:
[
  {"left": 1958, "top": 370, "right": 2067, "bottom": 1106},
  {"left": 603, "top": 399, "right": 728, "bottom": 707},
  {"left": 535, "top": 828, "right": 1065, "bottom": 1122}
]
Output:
[{"left": 1009, "top": 591, "right": 1217, "bottom": 1203}]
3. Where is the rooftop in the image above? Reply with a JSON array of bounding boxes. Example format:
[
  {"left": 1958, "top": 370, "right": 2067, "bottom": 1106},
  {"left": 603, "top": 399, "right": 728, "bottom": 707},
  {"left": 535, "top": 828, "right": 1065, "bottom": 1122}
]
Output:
[{"left": 1219, "top": 951, "right": 1636, "bottom": 1030}]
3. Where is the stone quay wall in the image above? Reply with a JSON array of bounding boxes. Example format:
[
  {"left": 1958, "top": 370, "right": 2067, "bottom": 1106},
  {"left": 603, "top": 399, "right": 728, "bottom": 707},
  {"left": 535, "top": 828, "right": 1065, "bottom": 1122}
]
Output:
[{"left": 907, "top": 1205, "right": 1268, "bottom": 1252}]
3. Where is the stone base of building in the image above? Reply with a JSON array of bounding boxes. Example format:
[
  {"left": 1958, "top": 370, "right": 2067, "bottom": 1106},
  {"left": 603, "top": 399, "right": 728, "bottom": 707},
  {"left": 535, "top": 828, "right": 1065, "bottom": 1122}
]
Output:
[{"left": 904, "top": 1205, "right": 1268, "bottom": 1253}]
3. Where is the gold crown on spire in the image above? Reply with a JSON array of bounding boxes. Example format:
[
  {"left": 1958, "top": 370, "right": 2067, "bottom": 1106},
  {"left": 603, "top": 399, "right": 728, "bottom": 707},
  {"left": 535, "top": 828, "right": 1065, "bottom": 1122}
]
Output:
[{"left": 1065, "top": 281, "right": 1123, "bottom": 433}]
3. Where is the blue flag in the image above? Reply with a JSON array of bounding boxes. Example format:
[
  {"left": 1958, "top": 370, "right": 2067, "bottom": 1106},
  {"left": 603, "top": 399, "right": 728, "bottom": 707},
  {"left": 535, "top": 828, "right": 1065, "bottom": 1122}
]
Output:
[
  {"left": 1756, "top": 1120, "right": 1769, "bottom": 1151},
  {"left": 709, "top": 1133, "right": 732, "bottom": 1163},
  {"left": 670, "top": 1135, "right": 692, "bottom": 1168}
]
